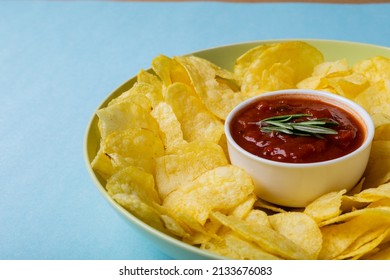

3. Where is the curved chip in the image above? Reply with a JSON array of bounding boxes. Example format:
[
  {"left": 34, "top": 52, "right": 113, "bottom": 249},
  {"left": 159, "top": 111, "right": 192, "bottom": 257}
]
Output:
[
  {"left": 163, "top": 165, "right": 254, "bottom": 229},
  {"left": 240, "top": 41, "right": 324, "bottom": 96}
]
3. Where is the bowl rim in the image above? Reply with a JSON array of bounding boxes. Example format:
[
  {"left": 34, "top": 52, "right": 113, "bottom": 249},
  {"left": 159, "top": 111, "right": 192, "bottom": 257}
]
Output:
[{"left": 224, "top": 89, "right": 375, "bottom": 168}]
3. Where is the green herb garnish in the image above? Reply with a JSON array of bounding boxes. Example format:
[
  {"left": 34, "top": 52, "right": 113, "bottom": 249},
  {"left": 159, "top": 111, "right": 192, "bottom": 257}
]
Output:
[{"left": 254, "top": 114, "right": 339, "bottom": 138}]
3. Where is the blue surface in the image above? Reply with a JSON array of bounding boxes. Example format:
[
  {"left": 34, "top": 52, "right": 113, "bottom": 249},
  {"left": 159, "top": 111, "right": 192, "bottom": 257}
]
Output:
[{"left": 0, "top": 1, "right": 389, "bottom": 260}]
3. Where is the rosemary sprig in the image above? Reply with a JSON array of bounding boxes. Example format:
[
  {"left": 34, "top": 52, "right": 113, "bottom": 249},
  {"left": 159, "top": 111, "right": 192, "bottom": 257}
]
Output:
[{"left": 254, "top": 114, "right": 339, "bottom": 138}]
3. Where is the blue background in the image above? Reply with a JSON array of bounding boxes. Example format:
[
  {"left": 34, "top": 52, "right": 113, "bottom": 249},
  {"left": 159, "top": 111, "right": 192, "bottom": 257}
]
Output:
[{"left": 1, "top": 0, "right": 389, "bottom": 259}]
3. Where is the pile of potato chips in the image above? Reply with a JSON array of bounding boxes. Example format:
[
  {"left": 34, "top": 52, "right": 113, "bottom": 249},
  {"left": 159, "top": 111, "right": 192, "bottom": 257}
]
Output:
[{"left": 91, "top": 41, "right": 390, "bottom": 259}]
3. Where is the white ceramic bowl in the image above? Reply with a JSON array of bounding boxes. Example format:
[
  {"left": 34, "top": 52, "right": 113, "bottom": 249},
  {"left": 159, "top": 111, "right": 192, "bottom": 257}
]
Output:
[{"left": 225, "top": 89, "right": 375, "bottom": 207}]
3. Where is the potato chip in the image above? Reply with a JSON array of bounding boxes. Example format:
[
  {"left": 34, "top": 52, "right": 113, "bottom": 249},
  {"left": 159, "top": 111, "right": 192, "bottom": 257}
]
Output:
[
  {"left": 373, "top": 114, "right": 390, "bottom": 140},
  {"left": 368, "top": 198, "right": 390, "bottom": 208},
  {"left": 229, "top": 194, "right": 257, "bottom": 219},
  {"left": 297, "top": 59, "right": 369, "bottom": 99},
  {"left": 319, "top": 207, "right": 390, "bottom": 227},
  {"left": 160, "top": 214, "right": 190, "bottom": 239},
  {"left": 155, "top": 141, "right": 228, "bottom": 199},
  {"left": 184, "top": 220, "right": 222, "bottom": 245},
  {"left": 312, "top": 59, "right": 349, "bottom": 76},
  {"left": 354, "top": 182, "right": 390, "bottom": 201},
  {"left": 319, "top": 208, "right": 390, "bottom": 259},
  {"left": 163, "top": 165, "right": 254, "bottom": 230},
  {"left": 269, "top": 212, "right": 322, "bottom": 259},
  {"left": 107, "top": 82, "right": 153, "bottom": 110},
  {"left": 259, "top": 62, "right": 295, "bottom": 92},
  {"left": 354, "top": 80, "right": 390, "bottom": 116},
  {"left": 234, "top": 43, "right": 273, "bottom": 80},
  {"left": 175, "top": 55, "right": 243, "bottom": 120},
  {"left": 326, "top": 71, "right": 369, "bottom": 99},
  {"left": 137, "top": 69, "right": 163, "bottom": 93},
  {"left": 106, "top": 166, "right": 164, "bottom": 230},
  {"left": 152, "top": 54, "right": 191, "bottom": 87},
  {"left": 106, "top": 166, "right": 160, "bottom": 204},
  {"left": 353, "top": 56, "right": 390, "bottom": 83},
  {"left": 362, "top": 141, "right": 390, "bottom": 189},
  {"left": 210, "top": 211, "right": 311, "bottom": 259},
  {"left": 216, "top": 195, "right": 258, "bottom": 237},
  {"left": 245, "top": 209, "right": 271, "bottom": 228},
  {"left": 96, "top": 101, "right": 160, "bottom": 139},
  {"left": 102, "top": 128, "right": 164, "bottom": 174},
  {"left": 151, "top": 101, "right": 187, "bottom": 153},
  {"left": 304, "top": 189, "right": 346, "bottom": 223},
  {"left": 165, "top": 82, "right": 224, "bottom": 143},
  {"left": 336, "top": 228, "right": 390, "bottom": 260},
  {"left": 223, "top": 233, "right": 281, "bottom": 260},
  {"left": 104, "top": 128, "right": 164, "bottom": 159},
  {"left": 151, "top": 54, "right": 172, "bottom": 86},
  {"left": 253, "top": 198, "right": 287, "bottom": 214},
  {"left": 240, "top": 41, "right": 324, "bottom": 96},
  {"left": 365, "top": 242, "right": 390, "bottom": 260},
  {"left": 91, "top": 144, "right": 116, "bottom": 180}
]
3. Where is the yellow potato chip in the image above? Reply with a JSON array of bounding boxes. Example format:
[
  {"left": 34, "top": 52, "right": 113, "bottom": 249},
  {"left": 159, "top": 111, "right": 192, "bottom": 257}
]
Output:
[
  {"left": 152, "top": 54, "right": 191, "bottom": 87},
  {"left": 319, "top": 208, "right": 390, "bottom": 259},
  {"left": 165, "top": 82, "right": 224, "bottom": 143},
  {"left": 245, "top": 209, "right": 271, "bottom": 228},
  {"left": 326, "top": 71, "right": 369, "bottom": 99},
  {"left": 354, "top": 80, "right": 390, "bottom": 116},
  {"left": 106, "top": 166, "right": 163, "bottom": 229},
  {"left": 216, "top": 195, "right": 257, "bottom": 237},
  {"left": 104, "top": 128, "right": 164, "bottom": 159},
  {"left": 373, "top": 113, "right": 390, "bottom": 140},
  {"left": 160, "top": 214, "right": 190, "bottom": 239},
  {"left": 107, "top": 82, "right": 153, "bottom": 110},
  {"left": 91, "top": 144, "right": 116, "bottom": 180},
  {"left": 96, "top": 101, "right": 160, "bottom": 139},
  {"left": 368, "top": 198, "right": 390, "bottom": 208},
  {"left": 353, "top": 56, "right": 390, "bottom": 83},
  {"left": 184, "top": 220, "right": 222, "bottom": 245},
  {"left": 269, "top": 212, "right": 323, "bottom": 259},
  {"left": 137, "top": 69, "right": 163, "bottom": 92},
  {"left": 102, "top": 128, "right": 165, "bottom": 174},
  {"left": 312, "top": 59, "right": 349, "bottom": 76},
  {"left": 229, "top": 194, "right": 257, "bottom": 219},
  {"left": 365, "top": 243, "right": 390, "bottom": 260},
  {"left": 336, "top": 228, "right": 390, "bottom": 260},
  {"left": 200, "top": 237, "right": 235, "bottom": 259},
  {"left": 297, "top": 76, "right": 327, "bottom": 91},
  {"left": 304, "top": 189, "right": 346, "bottom": 223},
  {"left": 163, "top": 165, "right": 254, "bottom": 230},
  {"left": 223, "top": 233, "right": 281, "bottom": 260},
  {"left": 106, "top": 166, "right": 160, "bottom": 204},
  {"left": 155, "top": 141, "right": 228, "bottom": 199},
  {"left": 258, "top": 62, "right": 295, "bottom": 92},
  {"left": 210, "top": 211, "right": 311, "bottom": 259},
  {"left": 234, "top": 43, "right": 273, "bottom": 80},
  {"left": 297, "top": 59, "right": 368, "bottom": 99},
  {"left": 355, "top": 182, "right": 390, "bottom": 201},
  {"left": 362, "top": 141, "right": 390, "bottom": 189},
  {"left": 175, "top": 55, "right": 243, "bottom": 120},
  {"left": 151, "top": 101, "right": 187, "bottom": 153},
  {"left": 253, "top": 198, "right": 287, "bottom": 214},
  {"left": 319, "top": 207, "right": 390, "bottom": 228},
  {"left": 240, "top": 41, "right": 324, "bottom": 96}
]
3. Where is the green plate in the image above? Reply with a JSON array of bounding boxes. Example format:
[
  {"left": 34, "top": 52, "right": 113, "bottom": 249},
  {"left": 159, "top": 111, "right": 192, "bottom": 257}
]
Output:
[{"left": 84, "top": 39, "right": 390, "bottom": 260}]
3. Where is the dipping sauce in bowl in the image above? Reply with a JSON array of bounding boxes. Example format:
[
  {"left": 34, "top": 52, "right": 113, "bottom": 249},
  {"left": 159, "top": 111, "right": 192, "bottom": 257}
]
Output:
[
  {"left": 230, "top": 96, "right": 365, "bottom": 164},
  {"left": 225, "top": 89, "right": 375, "bottom": 207}
]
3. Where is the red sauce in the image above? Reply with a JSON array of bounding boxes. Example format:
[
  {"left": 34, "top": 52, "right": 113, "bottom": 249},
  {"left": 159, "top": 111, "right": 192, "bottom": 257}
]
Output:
[{"left": 230, "top": 96, "right": 365, "bottom": 163}]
